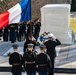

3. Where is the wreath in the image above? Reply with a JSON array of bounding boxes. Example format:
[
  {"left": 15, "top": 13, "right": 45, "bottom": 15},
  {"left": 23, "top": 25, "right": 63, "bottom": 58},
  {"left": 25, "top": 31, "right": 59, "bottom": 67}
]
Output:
[{"left": 37, "top": 32, "right": 54, "bottom": 44}]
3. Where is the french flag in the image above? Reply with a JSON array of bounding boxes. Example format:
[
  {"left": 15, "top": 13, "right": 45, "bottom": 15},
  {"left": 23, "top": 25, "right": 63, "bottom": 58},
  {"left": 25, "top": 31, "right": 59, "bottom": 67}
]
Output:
[{"left": 0, "top": 0, "right": 31, "bottom": 29}]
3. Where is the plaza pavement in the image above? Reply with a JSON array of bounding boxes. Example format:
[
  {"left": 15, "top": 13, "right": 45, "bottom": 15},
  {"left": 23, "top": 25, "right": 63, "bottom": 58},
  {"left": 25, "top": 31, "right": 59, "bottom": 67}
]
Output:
[{"left": 0, "top": 41, "right": 76, "bottom": 75}]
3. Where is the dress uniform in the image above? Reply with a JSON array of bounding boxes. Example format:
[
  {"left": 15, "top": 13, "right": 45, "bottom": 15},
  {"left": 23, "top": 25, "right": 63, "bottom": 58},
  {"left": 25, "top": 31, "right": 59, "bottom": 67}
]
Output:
[
  {"left": 37, "top": 44, "right": 51, "bottom": 75},
  {"left": 0, "top": 28, "right": 2, "bottom": 40},
  {"left": 9, "top": 44, "right": 23, "bottom": 75},
  {"left": 16, "top": 23, "right": 22, "bottom": 42},
  {"left": 9, "top": 23, "right": 17, "bottom": 43},
  {"left": 23, "top": 44, "right": 37, "bottom": 75},
  {"left": 27, "top": 21, "right": 34, "bottom": 38},
  {"left": 44, "top": 34, "right": 61, "bottom": 75},
  {"left": 21, "top": 22, "right": 26, "bottom": 41},
  {"left": 2, "top": 26, "right": 8, "bottom": 41},
  {"left": 34, "top": 20, "right": 41, "bottom": 40},
  {"left": 27, "top": 22, "right": 31, "bottom": 37},
  {"left": 25, "top": 23, "right": 28, "bottom": 39}
]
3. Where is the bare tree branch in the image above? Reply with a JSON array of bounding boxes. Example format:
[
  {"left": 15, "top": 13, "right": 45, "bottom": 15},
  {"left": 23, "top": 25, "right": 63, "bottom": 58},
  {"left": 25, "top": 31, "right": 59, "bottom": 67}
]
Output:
[{"left": 0, "top": 0, "right": 71, "bottom": 19}]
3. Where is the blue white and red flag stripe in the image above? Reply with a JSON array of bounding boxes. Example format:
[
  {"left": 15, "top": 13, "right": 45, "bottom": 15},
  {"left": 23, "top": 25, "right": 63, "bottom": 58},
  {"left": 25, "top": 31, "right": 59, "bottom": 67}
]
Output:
[{"left": 0, "top": 0, "right": 31, "bottom": 29}]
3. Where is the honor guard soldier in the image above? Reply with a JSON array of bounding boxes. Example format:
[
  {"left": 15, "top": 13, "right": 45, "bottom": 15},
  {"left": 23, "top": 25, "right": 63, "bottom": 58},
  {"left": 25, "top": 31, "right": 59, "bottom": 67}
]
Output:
[
  {"left": 9, "top": 23, "right": 17, "bottom": 43},
  {"left": 27, "top": 21, "right": 31, "bottom": 38},
  {"left": 9, "top": 44, "right": 23, "bottom": 75},
  {"left": 21, "top": 22, "right": 26, "bottom": 41},
  {"left": 16, "top": 23, "right": 22, "bottom": 42},
  {"left": 2, "top": 26, "right": 8, "bottom": 41},
  {"left": 37, "top": 44, "right": 51, "bottom": 75},
  {"left": 44, "top": 34, "right": 61, "bottom": 75},
  {"left": 23, "top": 44, "right": 37, "bottom": 75},
  {"left": 0, "top": 28, "right": 2, "bottom": 40},
  {"left": 25, "top": 21, "right": 28, "bottom": 39},
  {"left": 34, "top": 18, "right": 41, "bottom": 40}
]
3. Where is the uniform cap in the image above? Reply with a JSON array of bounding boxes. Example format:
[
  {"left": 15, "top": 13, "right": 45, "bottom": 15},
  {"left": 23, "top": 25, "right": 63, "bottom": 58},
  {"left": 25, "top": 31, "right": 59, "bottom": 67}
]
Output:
[
  {"left": 12, "top": 44, "right": 18, "bottom": 49},
  {"left": 39, "top": 44, "right": 46, "bottom": 49},
  {"left": 27, "top": 44, "right": 34, "bottom": 47},
  {"left": 48, "top": 33, "right": 54, "bottom": 37}
]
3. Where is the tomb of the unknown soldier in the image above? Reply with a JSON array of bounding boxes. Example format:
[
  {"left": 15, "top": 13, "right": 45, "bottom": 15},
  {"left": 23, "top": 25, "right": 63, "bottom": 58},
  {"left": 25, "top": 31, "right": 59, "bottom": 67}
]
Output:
[{"left": 41, "top": 4, "right": 74, "bottom": 44}]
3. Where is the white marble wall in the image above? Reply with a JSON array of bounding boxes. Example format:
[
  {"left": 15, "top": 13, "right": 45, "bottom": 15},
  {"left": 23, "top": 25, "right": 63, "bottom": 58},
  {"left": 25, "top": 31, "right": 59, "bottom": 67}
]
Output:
[{"left": 41, "top": 4, "right": 72, "bottom": 44}]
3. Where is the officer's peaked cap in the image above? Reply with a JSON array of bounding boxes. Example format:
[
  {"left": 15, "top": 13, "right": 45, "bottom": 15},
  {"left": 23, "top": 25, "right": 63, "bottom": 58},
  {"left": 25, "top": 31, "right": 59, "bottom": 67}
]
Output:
[
  {"left": 27, "top": 44, "right": 34, "bottom": 47},
  {"left": 48, "top": 33, "right": 54, "bottom": 37},
  {"left": 39, "top": 44, "right": 46, "bottom": 49},
  {"left": 12, "top": 44, "right": 18, "bottom": 49}
]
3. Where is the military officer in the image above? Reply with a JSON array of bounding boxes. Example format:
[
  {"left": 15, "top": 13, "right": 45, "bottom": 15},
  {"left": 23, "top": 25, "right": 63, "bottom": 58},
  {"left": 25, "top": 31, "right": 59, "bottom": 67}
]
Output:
[
  {"left": 0, "top": 28, "right": 2, "bottom": 40},
  {"left": 9, "top": 23, "right": 17, "bottom": 43},
  {"left": 2, "top": 26, "right": 8, "bottom": 41},
  {"left": 34, "top": 18, "right": 41, "bottom": 40},
  {"left": 21, "top": 22, "right": 26, "bottom": 41},
  {"left": 37, "top": 44, "right": 51, "bottom": 75},
  {"left": 9, "top": 44, "right": 23, "bottom": 75},
  {"left": 16, "top": 23, "right": 22, "bottom": 42},
  {"left": 23, "top": 44, "right": 37, "bottom": 75}
]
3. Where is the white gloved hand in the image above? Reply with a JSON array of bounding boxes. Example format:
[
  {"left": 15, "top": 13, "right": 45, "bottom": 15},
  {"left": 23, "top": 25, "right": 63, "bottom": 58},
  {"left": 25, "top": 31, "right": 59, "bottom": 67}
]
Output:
[
  {"left": 52, "top": 36, "right": 56, "bottom": 41},
  {"left": 54, "top": 36, "right": 56, "bottom": 39}
]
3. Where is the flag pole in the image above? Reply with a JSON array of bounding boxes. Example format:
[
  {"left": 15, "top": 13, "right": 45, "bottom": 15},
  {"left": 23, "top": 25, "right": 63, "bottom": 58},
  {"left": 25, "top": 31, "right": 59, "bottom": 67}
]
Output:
[
  {"left": 30, "top": 0, "right": 31, "bottom": 20},
  {"left": 29, "top": 0, "right": 32, "bottom": 35}
]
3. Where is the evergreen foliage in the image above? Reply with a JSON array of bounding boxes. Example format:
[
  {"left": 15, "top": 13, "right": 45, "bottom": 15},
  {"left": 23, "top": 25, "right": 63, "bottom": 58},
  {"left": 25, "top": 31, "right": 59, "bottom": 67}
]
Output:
[{"left": 71, "top": 0, "right": 76, "bottom": 12}]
